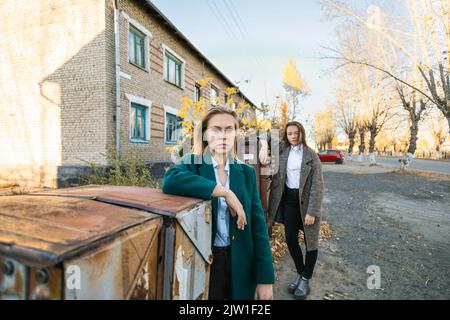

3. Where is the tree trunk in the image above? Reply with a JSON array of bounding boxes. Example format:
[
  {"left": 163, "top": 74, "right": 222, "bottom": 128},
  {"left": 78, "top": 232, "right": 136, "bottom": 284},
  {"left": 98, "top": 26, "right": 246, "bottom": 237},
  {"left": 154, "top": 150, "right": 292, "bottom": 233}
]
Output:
[
  {"left": 368, "top": 128, "right": 377, "bottom": 165},
  {"left": 357, "top": 131, "right": 365, "bottom": 162},
  {"left": 447, "top": 116, "right": 450, "bottom": 135},
  {"left": 348, "top": 133, "right": 355, "bottom": 160},
  {"left": 358, "top": 132, "right": 365, "bottom": 152},
  {"left": 407, "top": 121, "right": 419, "bottom": 155},
  {"left": 436, "top": 150, "right": 441, "bottom": 160}
]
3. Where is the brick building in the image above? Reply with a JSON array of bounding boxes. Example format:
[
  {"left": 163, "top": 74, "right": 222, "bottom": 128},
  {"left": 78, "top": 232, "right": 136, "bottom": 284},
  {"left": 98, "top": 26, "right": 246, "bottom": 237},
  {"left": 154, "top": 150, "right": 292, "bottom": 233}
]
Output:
[{"left": 0, "top": 0, "right": 256, "bottom": 188}]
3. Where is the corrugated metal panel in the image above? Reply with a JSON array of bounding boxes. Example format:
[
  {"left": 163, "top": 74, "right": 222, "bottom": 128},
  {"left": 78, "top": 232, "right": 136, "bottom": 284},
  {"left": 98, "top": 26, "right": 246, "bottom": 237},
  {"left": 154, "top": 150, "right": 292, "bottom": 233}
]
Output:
[
  {"left": 172, "top": 222, "right": 210, "bottom": 300},
  {"left": 0, "top": 186, "right": 212, "bottom": 300},
  {"left": 175, "top": 202, "right": 212, "bottom": 264},
  {"left": 64, "top": 219, "right": 161, "bottom": 300},
  {"left": 0, "top": 195, "right": 160, "bottom": 266},
  {"left": 32, "top": 185, "right": 203, "bottom": 217}
]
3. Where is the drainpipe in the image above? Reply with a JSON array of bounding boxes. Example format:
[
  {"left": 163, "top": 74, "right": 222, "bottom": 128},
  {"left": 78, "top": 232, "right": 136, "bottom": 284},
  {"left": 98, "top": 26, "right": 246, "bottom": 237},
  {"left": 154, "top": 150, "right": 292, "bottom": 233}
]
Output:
[{"left": 113, "top": 0, "right": 121, "bottom": 160}]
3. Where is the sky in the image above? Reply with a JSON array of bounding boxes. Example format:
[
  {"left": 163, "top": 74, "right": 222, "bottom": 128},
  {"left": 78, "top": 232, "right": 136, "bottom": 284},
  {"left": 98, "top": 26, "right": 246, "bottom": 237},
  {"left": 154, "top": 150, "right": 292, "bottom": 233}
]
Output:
[{"left": 151, "top": 0, "right": 339, "bottom": 125}]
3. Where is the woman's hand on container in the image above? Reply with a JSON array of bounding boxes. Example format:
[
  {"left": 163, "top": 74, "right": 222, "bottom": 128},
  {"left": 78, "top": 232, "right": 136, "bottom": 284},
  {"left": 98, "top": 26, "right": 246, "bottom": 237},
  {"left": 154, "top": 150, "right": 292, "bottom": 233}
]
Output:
[
  {"left": 254, "top": 284, "right": 273, "bottom": 300},
  {"left": 225, "top": 190, "right": 247, "bottom": 230}
]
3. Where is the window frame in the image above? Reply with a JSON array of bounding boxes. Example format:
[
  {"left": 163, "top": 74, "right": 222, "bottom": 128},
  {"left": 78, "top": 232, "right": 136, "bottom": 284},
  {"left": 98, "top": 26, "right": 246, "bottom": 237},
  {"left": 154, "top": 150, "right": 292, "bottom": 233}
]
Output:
[
  {"left": 194, "top": 84, "right": 202, "bottom": 102},
  {"left": 128, "top": 25, "right": 147, "bottom": 69},
  {"left": 162, "top": 44, "right": 185, "bottom": 89},
  {"left": 164, "top": 105, "right": 183, "bottom": 145},
  {"left": 123, "top": 12, "right": 152, "bottom": 72},
  {"left": 210, "top": 84, "right": 219, "bottom": 106},
  {"left": 126, "top": 94, "right": 152, "bottom": 144}
]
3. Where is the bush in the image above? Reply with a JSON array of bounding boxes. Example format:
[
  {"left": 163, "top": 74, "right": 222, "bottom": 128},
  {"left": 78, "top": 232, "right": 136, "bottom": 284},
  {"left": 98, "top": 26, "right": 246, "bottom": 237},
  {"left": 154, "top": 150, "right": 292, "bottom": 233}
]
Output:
[{"left": 79, "top": 141, "right": 160, "bottom": 188}]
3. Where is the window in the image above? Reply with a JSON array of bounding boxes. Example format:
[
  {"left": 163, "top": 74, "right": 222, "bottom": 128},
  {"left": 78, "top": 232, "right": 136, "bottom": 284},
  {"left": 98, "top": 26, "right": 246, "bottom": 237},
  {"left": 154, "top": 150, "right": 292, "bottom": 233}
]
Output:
[
  {"left": 130, "top": 102, "right": 148, "bottom": 142},
  {"left": 224, "top": 94, "right": 229, "bottom": 105},
  {"left": 211, "top": 85, "right": 219, "bottom": 106},
  {"left": 194, "top": 84, "right": 202, "bottom": 102},
  {"left": 165, "top": 113, "right": 183, "bottom": 145},
  {"left": 128, "top": 25, "right": 146, "bottom": 69},
  {"left": 123, "top": 12, "right": 152, "bottom": 71},
  {"left": 164, "top": 106, "right": 183, "bottom": 145},
  {"left": 164, "top": 50, "right": 184, "bottom": 88}
]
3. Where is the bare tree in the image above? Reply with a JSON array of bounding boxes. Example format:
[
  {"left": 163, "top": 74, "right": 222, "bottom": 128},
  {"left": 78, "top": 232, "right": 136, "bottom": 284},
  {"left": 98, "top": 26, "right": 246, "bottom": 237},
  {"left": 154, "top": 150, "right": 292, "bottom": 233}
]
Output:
[
  {"left": 335, "top": 94, "right": 358, "bottom": 159},
  {"left": 364, "top": 101, "right": 396, "bottom": 164},
  {"left": 322, "top": 0, "right": 450, "bottom": 133},
  {"left": 313, "top": 106, "right": 336, "bottom": 151},
  {"left": 418, "top": 63, "right": 450, "bottom": 134},
  {"left": 356, "top": 120, "right": 367, "bottom": 162},
  {"left": 396, "top": 85, "right": 428, "bottom": 156},
  {"left": 429, "top": 112, "right": 449, "bottom": 160}
]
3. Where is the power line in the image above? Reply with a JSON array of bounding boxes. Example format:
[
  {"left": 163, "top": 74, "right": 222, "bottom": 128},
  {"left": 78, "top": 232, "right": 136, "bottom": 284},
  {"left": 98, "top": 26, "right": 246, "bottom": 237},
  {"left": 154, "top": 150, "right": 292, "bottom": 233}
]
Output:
[
  {"left": 206, "top": 0, "right": 238, "bottom": 42},
  {"left": 208, "top": 0, "right": 257, "bottom": 85},
  {"left": 227, "top": 0, "right": 249, "bottom": 37},
  {"left": 210, "top": 0, "right": 239, "bottom": 41},
  {"left": 222, "top": 0, "right": 247, "bottom": 40},
  {"left": 218, "top": 0, "right": 267, "bottom": 102},
  {"left": 207, "top": 0, "right": 269, "bottom": 105},
  {"left": 222, "top": 0, "right": 264, "bottom": 69}
]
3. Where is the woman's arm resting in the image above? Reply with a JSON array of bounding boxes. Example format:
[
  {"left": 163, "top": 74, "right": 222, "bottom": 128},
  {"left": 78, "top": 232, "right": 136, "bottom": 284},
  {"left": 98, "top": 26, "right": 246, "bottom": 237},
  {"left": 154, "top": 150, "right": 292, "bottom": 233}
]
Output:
[
  {"left": 162, "top": 155, "right": 247, "bottom": 229},
  {"left": 162, "top": 156, "right": 217, "bottom": 200}
]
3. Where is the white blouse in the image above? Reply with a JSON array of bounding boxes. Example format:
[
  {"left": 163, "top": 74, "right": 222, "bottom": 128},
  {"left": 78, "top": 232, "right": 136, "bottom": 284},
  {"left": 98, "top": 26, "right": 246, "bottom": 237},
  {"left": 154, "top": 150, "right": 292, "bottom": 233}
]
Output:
[{"left": 285, "top": 144, "right": 303, "bottom": 189}]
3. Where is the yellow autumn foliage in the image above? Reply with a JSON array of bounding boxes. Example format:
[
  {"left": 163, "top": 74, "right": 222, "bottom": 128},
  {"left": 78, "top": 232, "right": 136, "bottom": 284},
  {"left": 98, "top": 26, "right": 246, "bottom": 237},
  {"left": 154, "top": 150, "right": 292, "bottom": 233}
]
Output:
[{"left": 282, "top": 58, "right": 309, "bottom": 92}]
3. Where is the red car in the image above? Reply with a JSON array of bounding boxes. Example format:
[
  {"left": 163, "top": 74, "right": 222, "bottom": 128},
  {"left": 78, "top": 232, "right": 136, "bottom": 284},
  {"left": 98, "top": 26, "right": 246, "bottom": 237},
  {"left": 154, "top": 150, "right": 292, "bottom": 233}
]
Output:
[{"left": 318, "top": 150, "right": 345, "bottom": 164}]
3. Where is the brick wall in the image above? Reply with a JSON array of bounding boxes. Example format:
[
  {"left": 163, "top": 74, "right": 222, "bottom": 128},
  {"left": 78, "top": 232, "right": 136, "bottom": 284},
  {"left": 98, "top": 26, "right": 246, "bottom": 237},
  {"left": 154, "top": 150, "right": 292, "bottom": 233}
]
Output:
[{"left": 0, "top": 0, "right": 109, "bottom": 187}]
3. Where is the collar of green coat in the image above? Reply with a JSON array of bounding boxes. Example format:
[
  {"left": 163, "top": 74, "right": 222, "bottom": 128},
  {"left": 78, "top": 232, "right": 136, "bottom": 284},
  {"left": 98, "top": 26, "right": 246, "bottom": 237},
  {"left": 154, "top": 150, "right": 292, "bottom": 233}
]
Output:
[
  {"left": 197, "top": 151, "right": 245, "bottom": 207},
  {"left": 198, "top": 151, "right": 244, "bottom": 176}
]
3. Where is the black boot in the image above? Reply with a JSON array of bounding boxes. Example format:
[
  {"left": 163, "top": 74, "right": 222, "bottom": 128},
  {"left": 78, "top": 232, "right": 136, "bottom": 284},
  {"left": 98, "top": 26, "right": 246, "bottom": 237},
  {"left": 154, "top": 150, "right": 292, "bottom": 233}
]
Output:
[
  {"left": 293, "top": 277, "right": 310, "bottom": 300},
  {"left": 288, "top": 273, "right": 302, "bottom": 294}
]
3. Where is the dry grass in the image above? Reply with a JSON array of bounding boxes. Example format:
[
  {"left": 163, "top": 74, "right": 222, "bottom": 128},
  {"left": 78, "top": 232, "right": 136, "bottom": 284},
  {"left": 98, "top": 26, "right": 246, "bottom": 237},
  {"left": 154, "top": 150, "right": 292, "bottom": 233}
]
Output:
[
  {"left": 270, "top": 220, "right": 336, "bottom": 264},
  {"left": 0, "top": 186, "right": 49, "bottom": 197},
  {"left": 393, "top": 169, "right": 450, "bottom": 182},
  {"left": 0, "top": 183, "right": 19, "bottom": 189}
]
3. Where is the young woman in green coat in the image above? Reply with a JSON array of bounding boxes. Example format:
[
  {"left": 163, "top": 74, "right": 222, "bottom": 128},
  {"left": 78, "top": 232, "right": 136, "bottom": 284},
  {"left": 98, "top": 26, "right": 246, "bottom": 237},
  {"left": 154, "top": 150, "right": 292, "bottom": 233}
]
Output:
[{"left": 162, "top": 107, "right": 275, "bottom": 300}]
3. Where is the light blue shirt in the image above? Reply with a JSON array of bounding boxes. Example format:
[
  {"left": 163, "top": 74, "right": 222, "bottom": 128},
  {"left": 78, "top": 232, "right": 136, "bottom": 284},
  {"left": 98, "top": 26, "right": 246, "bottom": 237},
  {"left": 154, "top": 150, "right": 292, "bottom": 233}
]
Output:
[{"left": 211, "top": 156, "right": 231, "bottom": 247}]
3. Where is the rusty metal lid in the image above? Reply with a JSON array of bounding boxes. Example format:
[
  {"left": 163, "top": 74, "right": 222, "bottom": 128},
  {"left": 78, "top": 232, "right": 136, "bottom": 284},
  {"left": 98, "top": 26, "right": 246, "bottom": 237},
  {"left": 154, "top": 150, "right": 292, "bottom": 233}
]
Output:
[
  {"left": 32, "top": 185, "right": 203, "bottom": 217},
  {"left": 0, "top": 195, "right": 161, "bottom": 266}
]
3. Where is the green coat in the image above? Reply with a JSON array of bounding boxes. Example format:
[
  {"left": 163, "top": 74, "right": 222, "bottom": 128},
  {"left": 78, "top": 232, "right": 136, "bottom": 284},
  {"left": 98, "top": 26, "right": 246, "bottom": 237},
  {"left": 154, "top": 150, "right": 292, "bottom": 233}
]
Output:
[{"left": 162, "top": 153, "right": 275, "bottom": 300}]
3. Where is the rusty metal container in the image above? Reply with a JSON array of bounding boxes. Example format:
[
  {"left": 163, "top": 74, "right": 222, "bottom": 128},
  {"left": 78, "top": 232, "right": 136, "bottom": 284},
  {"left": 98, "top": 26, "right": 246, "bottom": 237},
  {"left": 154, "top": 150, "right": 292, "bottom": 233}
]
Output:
[{"left": 0, "top": 185, "right": 212, "bottom": 300}]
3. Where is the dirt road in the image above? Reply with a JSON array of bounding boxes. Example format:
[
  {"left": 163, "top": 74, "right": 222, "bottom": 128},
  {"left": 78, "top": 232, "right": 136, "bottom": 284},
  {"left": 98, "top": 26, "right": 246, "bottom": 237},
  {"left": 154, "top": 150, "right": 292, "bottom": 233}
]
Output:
[{"left": 274, "top": 162, "right": 450, "bottom": 300}]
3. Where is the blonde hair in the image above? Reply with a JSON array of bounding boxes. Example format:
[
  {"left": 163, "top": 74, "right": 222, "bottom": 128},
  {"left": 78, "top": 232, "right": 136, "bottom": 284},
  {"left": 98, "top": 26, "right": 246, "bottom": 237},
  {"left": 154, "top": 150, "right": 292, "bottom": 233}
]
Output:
[{"left": 192, "top": 106, "right": 240, "bottom": 159}]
